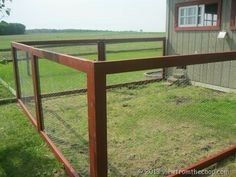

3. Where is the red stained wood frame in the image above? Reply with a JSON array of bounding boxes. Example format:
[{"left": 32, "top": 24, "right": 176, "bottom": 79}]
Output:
[
  {"left": 87, "top": 64, "right": 108, "bottom": 177},
  {"left": 174, "top": 0, "right": 222, "bottom": 31},
  {"left": 20, "top": 37, "right": 166, "bottom": 46},
  {"left": 31, "top": 54, "right": 44, "bottom": 131},
  {"left": 12, "top": 40, "right": 236, "bottom": 177},
  {"left": 3, "top": 37, "right": 166, "bottom": 54},
  {"left": 11, "top": 47, "right": 21, "bottom": 99},
  {"left": 168, "top": 145, "right": 236, "bottom": 177},
  {"left": 94, "top": 51, "right": 236, "bottom": 74},
  {"left": 18, "top": 99, "right": 81, "bottom": 177},
  {"left": 11, "top": 42, "right": 92, "bottom": 73}
]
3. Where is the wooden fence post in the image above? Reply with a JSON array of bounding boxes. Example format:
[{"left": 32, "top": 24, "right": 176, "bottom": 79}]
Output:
[
  {"left": 98, "top": 41, "right": 106, "bottom": 61},
  {"left": 26, "top": 52, "right": 31, "bottom": 76},
  {"left": 11, "top": 47, "right": 21, "bottom": 99},
  {"left": 162, "top": 38, "right": 167, "bottom": 80},
  {"left": 31, "top": 54, "right": 44, "bottom": 131},
  {"left": 87, "top": 64, "right": 108, "bottom": 177}
]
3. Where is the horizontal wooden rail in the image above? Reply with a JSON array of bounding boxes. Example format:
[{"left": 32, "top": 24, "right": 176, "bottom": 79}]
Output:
[
  {"left": 11, "top": 42, "right": 92, "bottom": 73},
  {"left": 168, "top": 145, "right": 236, "bottom": 177},
  {"left": 0, "top": 48, "right": 11, "bottom": 52},
  {"left": 0, "top": 97, "right": 17, "bottom": 105},
  {"left": 2, "top": 38, "right": 165, "bottom": 52},
  {"left": 39, "top": 78, "right": 162, "bottom": 99},
  {"left": 94, "top": 51, "right": 236, "bottom": 74},
  {"left": 19, "top": 37, "right": 166, "bottom": 46}
]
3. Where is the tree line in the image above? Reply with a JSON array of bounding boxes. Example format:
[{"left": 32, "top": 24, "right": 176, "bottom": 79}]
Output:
[{"left": 0, "top": 21, "right": 25, "bottom": 35}]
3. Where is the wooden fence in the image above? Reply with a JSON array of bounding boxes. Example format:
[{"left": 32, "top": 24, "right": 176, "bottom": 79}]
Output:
[{"left": 11, "top": 38, "right": 236, "bottom": 177}]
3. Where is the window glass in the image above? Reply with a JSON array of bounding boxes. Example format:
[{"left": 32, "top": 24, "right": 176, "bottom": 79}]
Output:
[
  {"left": 179, "top": 6, "right": 198, "bottom": 27},
  {"left": 204, "top": 3, "right": 218, "bottom": 26},
  {"left": 178, "top": 3, "right": 219, "bottom": 28}
]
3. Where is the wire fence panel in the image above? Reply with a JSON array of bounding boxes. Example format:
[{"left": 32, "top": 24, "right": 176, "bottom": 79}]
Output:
[
  {"left": 11, "top": 40, "right": 236, "bottom": 177},
  {"left": 0, "top": 50, "right": 15, "bottom": 99},
  {"left": 106, "top": 41, "right": 163, "bottom": 61},
  {"left": 17, "top": 50, "right": 36, "bottom": 117},
  {"left": 36, "top": 44, "right": 98, "bottom": 60},
  {"left": 39, "top": 59, "right": 89, "bottom": 176},
  {"left": 0, "top": 50, "right": 11, "bottom": 62},
  {"left": 106, "top": 65, "right": 236, "bottom": 177}
]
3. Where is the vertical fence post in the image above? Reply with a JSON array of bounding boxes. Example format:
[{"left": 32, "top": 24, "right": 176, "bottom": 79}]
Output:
[
  {"left": 162, "top": 38, "right": 167, "bottom": 80},
  {"left": 87, "top": 64, "right": 108, "bottom": 177},
  {"left": 11, "top": 47, "right": 21, "bottom": 99},
  {"left": 31, "top": 54, "right": 44, "bottom": 131},
  {"left": 26, "top": 52, "right": 31, "bottom": 76},
  {"left": 97, "top": 41, "right": 106, "bottom": 61}
]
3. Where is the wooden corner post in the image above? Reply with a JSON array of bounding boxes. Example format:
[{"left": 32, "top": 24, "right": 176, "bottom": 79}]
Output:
[
  {"left": 87, "top": 63, "right": 108, "bottom": 177},
  {"left": 31, "top": 54, "right": 44, "bottom": 131},
  {"left": 11, "top": 47, "right": 21, "bottom": 99}
]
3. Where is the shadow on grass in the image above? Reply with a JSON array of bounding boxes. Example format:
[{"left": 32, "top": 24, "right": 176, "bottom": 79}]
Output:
[
  {"left": 0, "top": 144, "right": 64, "bottom": 177},
  {"left": 45, "top": 109, "right": 124, "bottom": 177}
]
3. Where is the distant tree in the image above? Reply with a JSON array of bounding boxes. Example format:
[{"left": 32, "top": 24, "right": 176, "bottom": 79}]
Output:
[
  {"left": 0, "top": 21, "right": 26, "bottom": 35},
  {"left": 0, "top": 0, "right": 11, "bottom": 20}
]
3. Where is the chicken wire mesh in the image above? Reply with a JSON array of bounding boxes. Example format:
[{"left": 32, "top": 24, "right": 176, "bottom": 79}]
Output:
[
  {"left": 38, "top": 59, "right": 89, "bottom": 176},
  {"left": 0, "top": 50, "right": 15, "bottom": 99},
  {"left": 13, "top": 40, "right": 236, "bottom": 177},
  {"left": 0, "top": 50, "right": 11, "bottom": 62},
  {"left": 106, "top": 41, "right": 163, "bottom": 61},
  {"left": 33, "top": 40, "right": 163, "bottom": 62},
  {"left": 35, "top": 41, "right": 164, "bottom": 86},
  {"left": 35, "top": 44, "right": 98, "bottom": 60},
  {"left": 11, "top": 40, "right": 164, "bottom": 177},
  {"left": 17, "top": 50, "right": 36, "bottom": 117},
  {"left": 106, "top": 63, "right": 236, "bottom": 177}
]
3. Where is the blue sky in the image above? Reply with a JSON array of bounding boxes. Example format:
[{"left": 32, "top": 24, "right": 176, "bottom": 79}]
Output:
[{"left": 5, "top": 0, "right": 166, "bottom": 32}]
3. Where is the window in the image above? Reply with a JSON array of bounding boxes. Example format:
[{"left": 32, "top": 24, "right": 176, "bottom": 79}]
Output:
[
  {"left": 178, "top": 5, "right": 204, "bottom": 27},
  {"left": 231, "top": 0, "right": 236, "bottom": 29},
  {"left": 175, "top": 0, "right": 221, "bottom": 31}
]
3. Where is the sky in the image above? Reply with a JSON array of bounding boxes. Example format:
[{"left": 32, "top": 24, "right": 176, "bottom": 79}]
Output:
[{"left": 5, "top": 0, "right": 166, "bottom": 32}]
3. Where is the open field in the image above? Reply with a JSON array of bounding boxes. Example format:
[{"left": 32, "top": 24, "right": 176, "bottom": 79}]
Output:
[
  {"left": 0, "top": 31, "right": 164, "bottom": 92},
  {"left": 0, "top": 31, "right": 163, "bottom": 49},
  {"left": 21, "top": 82, "right": 236, "bottom": 177}
]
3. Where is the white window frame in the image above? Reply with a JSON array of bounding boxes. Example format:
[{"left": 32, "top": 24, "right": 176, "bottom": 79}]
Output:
[
  {"left": 178, "top": 5, "right": 198, "bottom": 27},
  {"left": 178, "top": 4, "right": 216, "bottom": 27}
]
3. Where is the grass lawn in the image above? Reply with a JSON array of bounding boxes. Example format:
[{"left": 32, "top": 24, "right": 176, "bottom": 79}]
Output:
[
  {"left": 1, "top": 31, "right": 235, "bottom": 176},
  {"left": 0, "top": 83, "right": 13, "bottom": 99},
  {"left": 21, "top": 82, "right": 235, "bottom": 177},
  {"left": 0, "top": 84, "right": 66, "bottom": 177}
]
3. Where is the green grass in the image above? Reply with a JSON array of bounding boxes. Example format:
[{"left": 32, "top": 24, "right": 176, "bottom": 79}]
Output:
[
  {"left": 0, "top": 85, "right": 66, "bottom": 177},
  {"left": 0, "top": 31, "right": 164, "bottom": 92},
  {"left": 0, "top": 31, "right": 163, "bottom": 49},
  {"left": 29, "top": 82, "right": 236, "bottom": 177},
  {"left": 1, "top": 31, "right": 235, "bottom": 176},
  {"left": 0, "top": 83, "right": 13, "bottom": 99}
]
